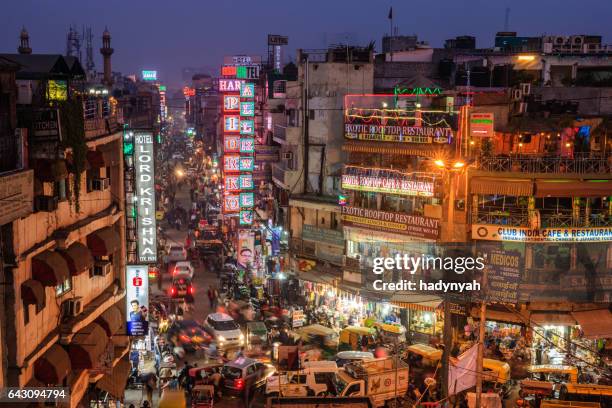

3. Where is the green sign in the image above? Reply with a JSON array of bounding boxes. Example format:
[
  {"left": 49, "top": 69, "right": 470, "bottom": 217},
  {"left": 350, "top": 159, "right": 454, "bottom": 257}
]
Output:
[
  {"left": 393, "top": 86, "right": 443, "bottom": 96},
  {"left": 240, "top": 101, "right": 255, "bottom": 116}
]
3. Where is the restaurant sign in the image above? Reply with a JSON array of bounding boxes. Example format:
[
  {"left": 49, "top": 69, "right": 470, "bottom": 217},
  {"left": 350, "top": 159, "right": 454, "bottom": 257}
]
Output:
[
  {"left": 341, "top": 206, "right": 440, "bottom": 239},
  {"left": 0, "top": 170, "right": 33, "bottom": 226},
  {"left": 345, "top": 123, "right": 453, "bottom": 144},
  {"left": 473, "top": 224, "right": 612, "bottom": 243},
  {"left": 342, "top": 174, "right": 434, "bottom": 197}
]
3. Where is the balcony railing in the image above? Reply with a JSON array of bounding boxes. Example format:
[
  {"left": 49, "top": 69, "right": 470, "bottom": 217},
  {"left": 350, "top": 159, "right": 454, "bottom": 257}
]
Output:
[
  {"left": 476, "top": 154, "right": 612, "bottom": 175},
  {"left": 84, "top": 115, "right": 120, "bottom": 140},
  {"left": 272, "top": 80, "right": 287, "bottom": 98},
  {"left": 475, "top": 209, "right": 612, "bottom": 228}
]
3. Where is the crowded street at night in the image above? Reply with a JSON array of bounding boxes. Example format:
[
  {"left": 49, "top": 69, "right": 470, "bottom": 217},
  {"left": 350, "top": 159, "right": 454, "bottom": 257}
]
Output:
[{"left": 1, "top": 1, "right": 612, "bottom": 408}]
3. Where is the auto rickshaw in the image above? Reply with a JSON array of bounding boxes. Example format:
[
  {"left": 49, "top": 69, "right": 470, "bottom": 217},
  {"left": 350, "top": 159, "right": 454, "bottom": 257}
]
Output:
[
  {"left": 373, "top": 322, "right": 406, "bottom": 344},
  {"left": 405, "top": 343, "right": 443, "bottom": 367},
  {"left": 159, "top": 389, "right": 187, "bottom": 408},
  {"left": 338, "top": 326, "right": 376, "bottom": 351},
  {"left": 296, "top": 324, "right": 339, "bottom": 358},
  {"left": 246, "top": 321, "right": 268, "bottom": 347},
  {"left": 520, "top": 365, "right": 579, "bottom": 398},
  {"left": 191, "top": 384, "right": 215, "bottom": 408},
  {"left": 482, "top": 358, "right": 511, "bottom": 396}
]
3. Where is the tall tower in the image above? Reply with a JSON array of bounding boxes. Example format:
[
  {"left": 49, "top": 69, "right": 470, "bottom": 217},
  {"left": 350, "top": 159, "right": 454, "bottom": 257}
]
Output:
[
  {"left": 100, "top": 27, "right": 114, "bottom": 86},
  {"left": 18, "top": 27, "right": 32, "bottom": 55}
]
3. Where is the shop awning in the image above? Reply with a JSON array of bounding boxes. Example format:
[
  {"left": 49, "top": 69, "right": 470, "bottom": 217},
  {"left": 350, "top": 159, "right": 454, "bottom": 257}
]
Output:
[
  {"left": 33, "top": 344, "right": 71, "bottom": 385},
  {"left": 471, "top": 307, "right": 526, "bottom": 325},
  {"left": 471, "top": 177, "right": 533, "bottom": 196},
  {"left": 342, "top": 140, "right": 449, "bottom": 158},
  {"left": 58, "top": 242, "right": 93, "bottom": 276},
  {"left": 21, "top": 279, "right": 45, "bottom": 309},
  {"left": 95, "top": 356, "right": 131, "bottom": 399},
  {"left": 571, "top": 309, "right": 612, "bottom": 339},
  {"left": 530, "top": 312, "right": 577, "bottom": 326},
  {"left": 535, "top": 180, "right": 612, "bottom": 198},
  {"left": 95, "top": 305, "right": 123, "bottom": 337},
  {"left": 31, "top": 159, "right": 68, "bottom": 182},
  {"left": 86, "top": 150, "right": 106, "bottom": 169},
  {"left": 32, "top": 250, "right": 69, "bottom": 287},
  {"left": 87, "top": 227, "right": 120, "bottom": 257},
  {"left": 68, "top": 323, "right": 109, "bottom": 369},
  {"left": 390, "top": 294, "right": 442, "bottom": 312}
]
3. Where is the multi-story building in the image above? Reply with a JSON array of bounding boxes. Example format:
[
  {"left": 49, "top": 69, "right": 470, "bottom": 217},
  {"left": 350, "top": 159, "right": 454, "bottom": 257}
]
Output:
[{"left": 0, "top": 31, "right": 129, "bottom": 406}]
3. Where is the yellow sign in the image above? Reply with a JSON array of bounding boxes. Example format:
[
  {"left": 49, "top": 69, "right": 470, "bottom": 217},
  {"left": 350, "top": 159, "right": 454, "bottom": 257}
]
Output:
[
  {"left": 472, "top": 224, "right": 612, "bottom": 242},
  {"left": 155, "top": 211, "right": 164, "bottom": 220}
]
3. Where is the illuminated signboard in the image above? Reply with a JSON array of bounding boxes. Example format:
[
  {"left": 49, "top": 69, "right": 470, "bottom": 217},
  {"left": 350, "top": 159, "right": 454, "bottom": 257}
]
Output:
[
  {"left": 236, "top": 66, "right": 260, "bottom": 80},
  {"left": 158, "top": 85, "right": 167, "bottom": 91},
  {"left": 142, "top": 70, "right": 157, "bottom": 81},
  {"left": 393, "top": 86, "right": 443, "bottom": 97},
  {"left": 470, "top": 113, "right": 494, "bottom": 138},
  {"left": 240, "top": 138, "right": 255, "bottom": 153},
  {"left": 341, "top": 172, "right": 435, "bottom": 197},
  {"left": 225, "top": 175, "right": 240, "bottom": 191},
  {"left": 183, "top": 86, "right": 196, "bottom": 97},
  {"left": 240, "top": 83, "right": 255, "bottom": 98},
  {"left": 240, "top": 210, "right": 254, "bottom": 225},
  {"left": 239, "top": 157, "right": 254, "bottom": 171},
  {"left": 224, "top": 116, "right": 240, "bottom": 132},
  {"left": 239, "top": 174, "right": 254, "bottom": 189},
  {"left": 224, "top": 155, "right": 240, "bottom": 172},
  {"left": 224, "top": 195, "right": 240, "bottom": 213},
  {"left": 240, "top": 120, "right": 254, "bottom": 135},
  {"left": 219, "top": 79, "right": 244, "bottom": 92},
  {"left": 240, "top": 192, "right": 255, "bottom": 208},
  {"left": 134, "top": 131, "right": 157, "bottom": 263},
  {"left": 240, "top": 101, "right": 255, "bottom": 116},
  {"left": 224, "top": 135, "right": 240, "bottom": 153},
  {"left": 224, "top": 95, "right": 240, "bottom": 112},
  {"left": 126, "top": 265, "right": 149, "bottom": 336},
  {"left": 472, "top": 225, "right": 612, "bottom": 243},
  {"left": 222, "top": 66, "right": 237, "bottom": 76},
  {"left": 345, "top": 122, "right": 453, "bottom": 143},
  {"left": 47, "top": 80, "right": 67, "bottom": 101}
]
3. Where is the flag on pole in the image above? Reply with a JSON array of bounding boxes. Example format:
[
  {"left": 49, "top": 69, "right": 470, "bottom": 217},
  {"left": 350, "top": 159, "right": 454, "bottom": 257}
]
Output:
[{"left": 388, "top": 7, "right": 393, "bottom": 20}]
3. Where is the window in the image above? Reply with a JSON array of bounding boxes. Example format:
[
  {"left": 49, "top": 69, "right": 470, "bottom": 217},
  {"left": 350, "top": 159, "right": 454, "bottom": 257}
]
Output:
[
  {"left": 23, "top": 303, "right": 30, "bottom": 325},
  {"left": 55, "top": 277, "right": 71, "bottom": 297},
  {"left": 309, "top": 109, "right": 315, "bottom": 120}
]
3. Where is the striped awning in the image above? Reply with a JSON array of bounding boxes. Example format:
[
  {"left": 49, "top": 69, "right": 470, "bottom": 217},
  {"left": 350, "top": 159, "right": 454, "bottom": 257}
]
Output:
[
  {"left": 471, "top": 177, "right": 533, "bottom": 196},
  {"left": 390, "top": 294, "right": 442, "bottom": 312},
  {"left": 343, "top": 141, "right": 449, "bottom": 158}
]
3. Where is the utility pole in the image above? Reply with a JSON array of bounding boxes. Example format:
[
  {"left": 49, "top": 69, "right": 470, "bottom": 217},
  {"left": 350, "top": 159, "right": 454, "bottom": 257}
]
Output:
[
  {"left": 475, "top": 268, "right": 488, "bottom": 408},
  {"left": 302, "top": 54, "right": 310, "bottom": 194}
]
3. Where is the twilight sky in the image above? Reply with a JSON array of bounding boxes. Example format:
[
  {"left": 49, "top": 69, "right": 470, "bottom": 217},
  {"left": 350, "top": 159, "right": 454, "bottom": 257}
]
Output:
[{"left": 2, "top": 0, "right": 612, "bottom": 88}]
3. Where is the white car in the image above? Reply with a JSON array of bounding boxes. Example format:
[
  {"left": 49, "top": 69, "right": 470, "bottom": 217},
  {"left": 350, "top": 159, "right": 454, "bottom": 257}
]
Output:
[
  {"left": 172, "top": 261, "right": 194, "bottom": 279},
  {"left": 203, "top": 313, "right": 243, "bottom": 348},
  {"left": 165, "top": 244, "right": 187, "bottom": 263}
]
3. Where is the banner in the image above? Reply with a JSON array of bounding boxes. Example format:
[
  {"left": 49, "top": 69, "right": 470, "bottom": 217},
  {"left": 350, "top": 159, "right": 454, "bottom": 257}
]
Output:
[
  {"left": 134, "top": 131, "right": 157, "bottom": 263},
  {"left": 472, "top": 224, "right": 612, "bottom": 243},
  {"left": 126, "top": 265, "right": 149, "bottom": 336},
  {"left": 448, "top": 344, "right": 478, "bottom": 395},
  {"left": 237, "top": 229, "right": 255, "bottom": 268}
]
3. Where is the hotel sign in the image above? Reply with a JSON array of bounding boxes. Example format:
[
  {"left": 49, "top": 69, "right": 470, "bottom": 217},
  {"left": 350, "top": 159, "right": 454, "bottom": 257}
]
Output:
[
  {"left": 341, "top": 206, "right": 440, "bottom": 239},
  {"left": 345, "top": 123, "right": 453, "bottom": 144},
  {"left": 342, "top": 173, "right": 434, "bottom": 197},
  {"left": 134, "top": 131, "right": 157, "bottom": 263},
  {"left": 473, "top": 225, "right": 612, "bottom": 242},
  {"left": 219, "top": 79, "right": 244, "bottom": 92}
]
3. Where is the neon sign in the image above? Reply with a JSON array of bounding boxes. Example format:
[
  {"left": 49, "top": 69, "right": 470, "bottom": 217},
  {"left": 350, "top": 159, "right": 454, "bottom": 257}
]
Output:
[
  {"left": 225, "top": 175, "right": 240, "bottom": 191},
  {"left": 240, "top": 211, "right": 253, "bottom": 225},
  {"left": 240, "top": 120, "right": 254, "bottom": 135},
  {"left": 219, "top": 79, "right": 244, "bottom": 92},
  {"left": 239, "top": 174, "right": 254, "bottom": 189},
  {"left": 240, "top": 83, "right": 255, "bottom": 98},
  {"left": 224, "top": 116, "right": 240, "bottom": 132},
  {"left": 224, "top": 195, "right": 240, "bottom": 213},
  {"left": 240, "top": 192, "right": 255, "bottom": 208},
  {"left": 240, "top": 101, "right": 255, "bottom": 116},
  {"left": 240, "top": 138, "right": 255, "bottom": 153},
  {"left": 393, "top": 86, "right": 443, "bottom": 96},
  {"left": 183, "top": 86, "right": 195, "bottom": 97},
  {"left": 142, "top": 70, "right": 157, "bottom": 81},
  {"left": 224, "top": 136, "right": 240, "bottom": 153},
  {"left": 224, "top": 155, "right": 240, "bottom": 172},
  {"left": 222, "top": 66, "right": 237, "bottom": 76},
  {"left": 239, "top": 157, "right": 254, "bottom": 171},
  {"left": 224, "top": 95, "right": 240, "bottom": 111}
]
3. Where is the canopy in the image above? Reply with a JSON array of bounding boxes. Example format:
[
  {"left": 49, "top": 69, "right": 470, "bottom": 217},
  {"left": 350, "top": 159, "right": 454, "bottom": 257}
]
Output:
[
  {"left": 535, "top": 180, "right": 612, "bottom": 198},
  {"left": 530, "top": 312, "right": 576, "bottom": 326},
  {"left": 58, "top": 242, "right": 93, "bottom": 276},
  {"left": 21, "top": 279, "right": 45, "bottom": 309},
  {"left": 390, "top": 293, "right": 442, "bottom": 312},
  {"left": 95, "top": 356, "right": 131, "bottom": 400},
  {"left": 33, "top": 344, "right": 71, "bottom": 385},
  {"left": 572, "top": 309, "right": 612, "bottom": 339},
  {"left": 31, "top": 250, "right": 69, "bottom": 287},
  {"left": 95, "top": 305, "right": 123, "bottom": 337},
  {"left": 471, "top": 177, "right": 533, "bottom": 196},
  {"left": 68, "top": 323, "right": 109, "bottom": 369},
  {"left": 87, "top": 227, "right": 120, "bottom": 257}
]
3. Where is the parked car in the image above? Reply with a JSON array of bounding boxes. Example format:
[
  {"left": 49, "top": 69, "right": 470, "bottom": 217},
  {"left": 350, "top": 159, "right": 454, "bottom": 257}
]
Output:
[
  {"left": 165, "top": 244, "right": 187, "bottom": 263},
  {"left": 172, "top": 261, "right": 194, "bottom": 279},
  {"left": 222, "top": 357, "right": 274, "bottom": 397},
  {"left": 203, "top": 313, "right": 244, "bottom": 348}
]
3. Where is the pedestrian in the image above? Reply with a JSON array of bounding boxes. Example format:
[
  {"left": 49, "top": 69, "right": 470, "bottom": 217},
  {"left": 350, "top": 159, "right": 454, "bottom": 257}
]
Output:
[
  {"left": 535, "top": 341, "right": 543, "bottom": 365},
  {"left": 208, "top": 285, "right": 216, "bottom": 309},
  {"left": 143, "top": 373, "right": 157, "bottom": 404}
]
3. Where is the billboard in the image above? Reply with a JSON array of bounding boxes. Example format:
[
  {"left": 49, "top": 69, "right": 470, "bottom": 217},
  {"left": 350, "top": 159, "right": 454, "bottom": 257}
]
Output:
[
  {"left": 237, "top": 229, "right": 255, "bottom": 267},
  {"left": 470, "top": 113, "right": 494, "bottom": 138},
  {"left": 134, "top": 131, "right": 157, "bottom": 263},
  {"left": 126, "top": 265, "right": 149, "bottom": 336},
  {"left": 268, "top": 34, "right": 289, "bottom": 45},
  {"left": 142, "top": 70, "right": 157, "bottom": 81}
]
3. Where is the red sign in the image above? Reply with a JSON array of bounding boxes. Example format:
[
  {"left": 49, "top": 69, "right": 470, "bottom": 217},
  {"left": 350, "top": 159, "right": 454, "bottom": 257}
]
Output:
[
  {"left": 222, "top": 66, "right": 237, "bottom": 76},
  {"left": 225, "top": 175, "right": 240, "bottom": 191},
  {"left": 132, "top": 276, "right": 143, "bottom": 287},
  {"left": 224, "top": 155, "right": 240, "bottom": 172},
  {"left": 224, "top": 195, "right": 240, "bottom": 213},
  {"left": 224, "top": 136, "right": 240, "bottom": 153},
  {"left": 219, "top": 79, "right": 244, "bottom": 92},
  {"left": 224, "top": 95, "right": 240, "bottom": 112},
  {"left": 341, "top": 205, "right": 440, "bottom": 239},
  {"left": 183, "top": 86, "right": 196, "bottom": 97}
]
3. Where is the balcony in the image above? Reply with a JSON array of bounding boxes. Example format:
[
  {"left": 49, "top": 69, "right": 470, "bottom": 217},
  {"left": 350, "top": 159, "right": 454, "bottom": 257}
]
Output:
[
  {"left": 272, "top": 80, "right": 286, "bottom": 99},
  {"left": 273, "top": 125, "right": 300, "bottom": 145},
  {"left": 272, "top": 162, "right": 299, "bottom": 189},
  {"left": 291, "top": 237, "right": 344, "bottom": 266},
  {"left": 273, "top": 125, "right": 286, "bottom": 143},
  {"left": 84, "top": 115, "right": 120, "bottom": 140},
  {"left": 474, "top": 209, "right": 612, "bottom": 228},
  {"left": 476, "top": 154, "right": 612, "bottom": 176}
]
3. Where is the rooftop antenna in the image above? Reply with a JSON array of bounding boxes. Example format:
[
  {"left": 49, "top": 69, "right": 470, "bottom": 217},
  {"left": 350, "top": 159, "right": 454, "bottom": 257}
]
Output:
[
  {"left": 504, "top": 7, "right": 510, "bottom": 31},
  {"left": 84, "top": 26, "right": 95, "bottom": 73},
  {"left": 66, "top": 25, "right": 82, "bottom": 61}
]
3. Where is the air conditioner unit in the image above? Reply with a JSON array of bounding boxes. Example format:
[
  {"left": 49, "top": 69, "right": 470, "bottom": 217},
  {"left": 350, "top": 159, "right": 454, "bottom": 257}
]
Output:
[
  {"left": 512, "top": 89, "right": 523, "bottom": 101},
  {"left": 92, "top": 178, "right": 110, "bottom": 191},
  {"left": 282, "top": 152, "right": 293, "bottom": 160},
  {"left": 62, "top": 299, "right": 83, "bottom": 318},
  {"left": 35, "top": 195, "right": 58, "bottom": 212},
  {"left": 572, "top": 35, "right": 584, "bottom": 46},
  {"left": 93, "top": 261, "right": 112, "bottom": 276},
  {"left": 554, "top": 36, "right": 567, "bottom": 45},
  {"left": 520, "top": 83, "right": 531, "bottom": 95}
]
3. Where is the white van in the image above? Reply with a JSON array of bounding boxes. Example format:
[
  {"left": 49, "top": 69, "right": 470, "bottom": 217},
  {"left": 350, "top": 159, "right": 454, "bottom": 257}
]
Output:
[{"left": 266, "top": 360, "right": 338, "bottom": 397}]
